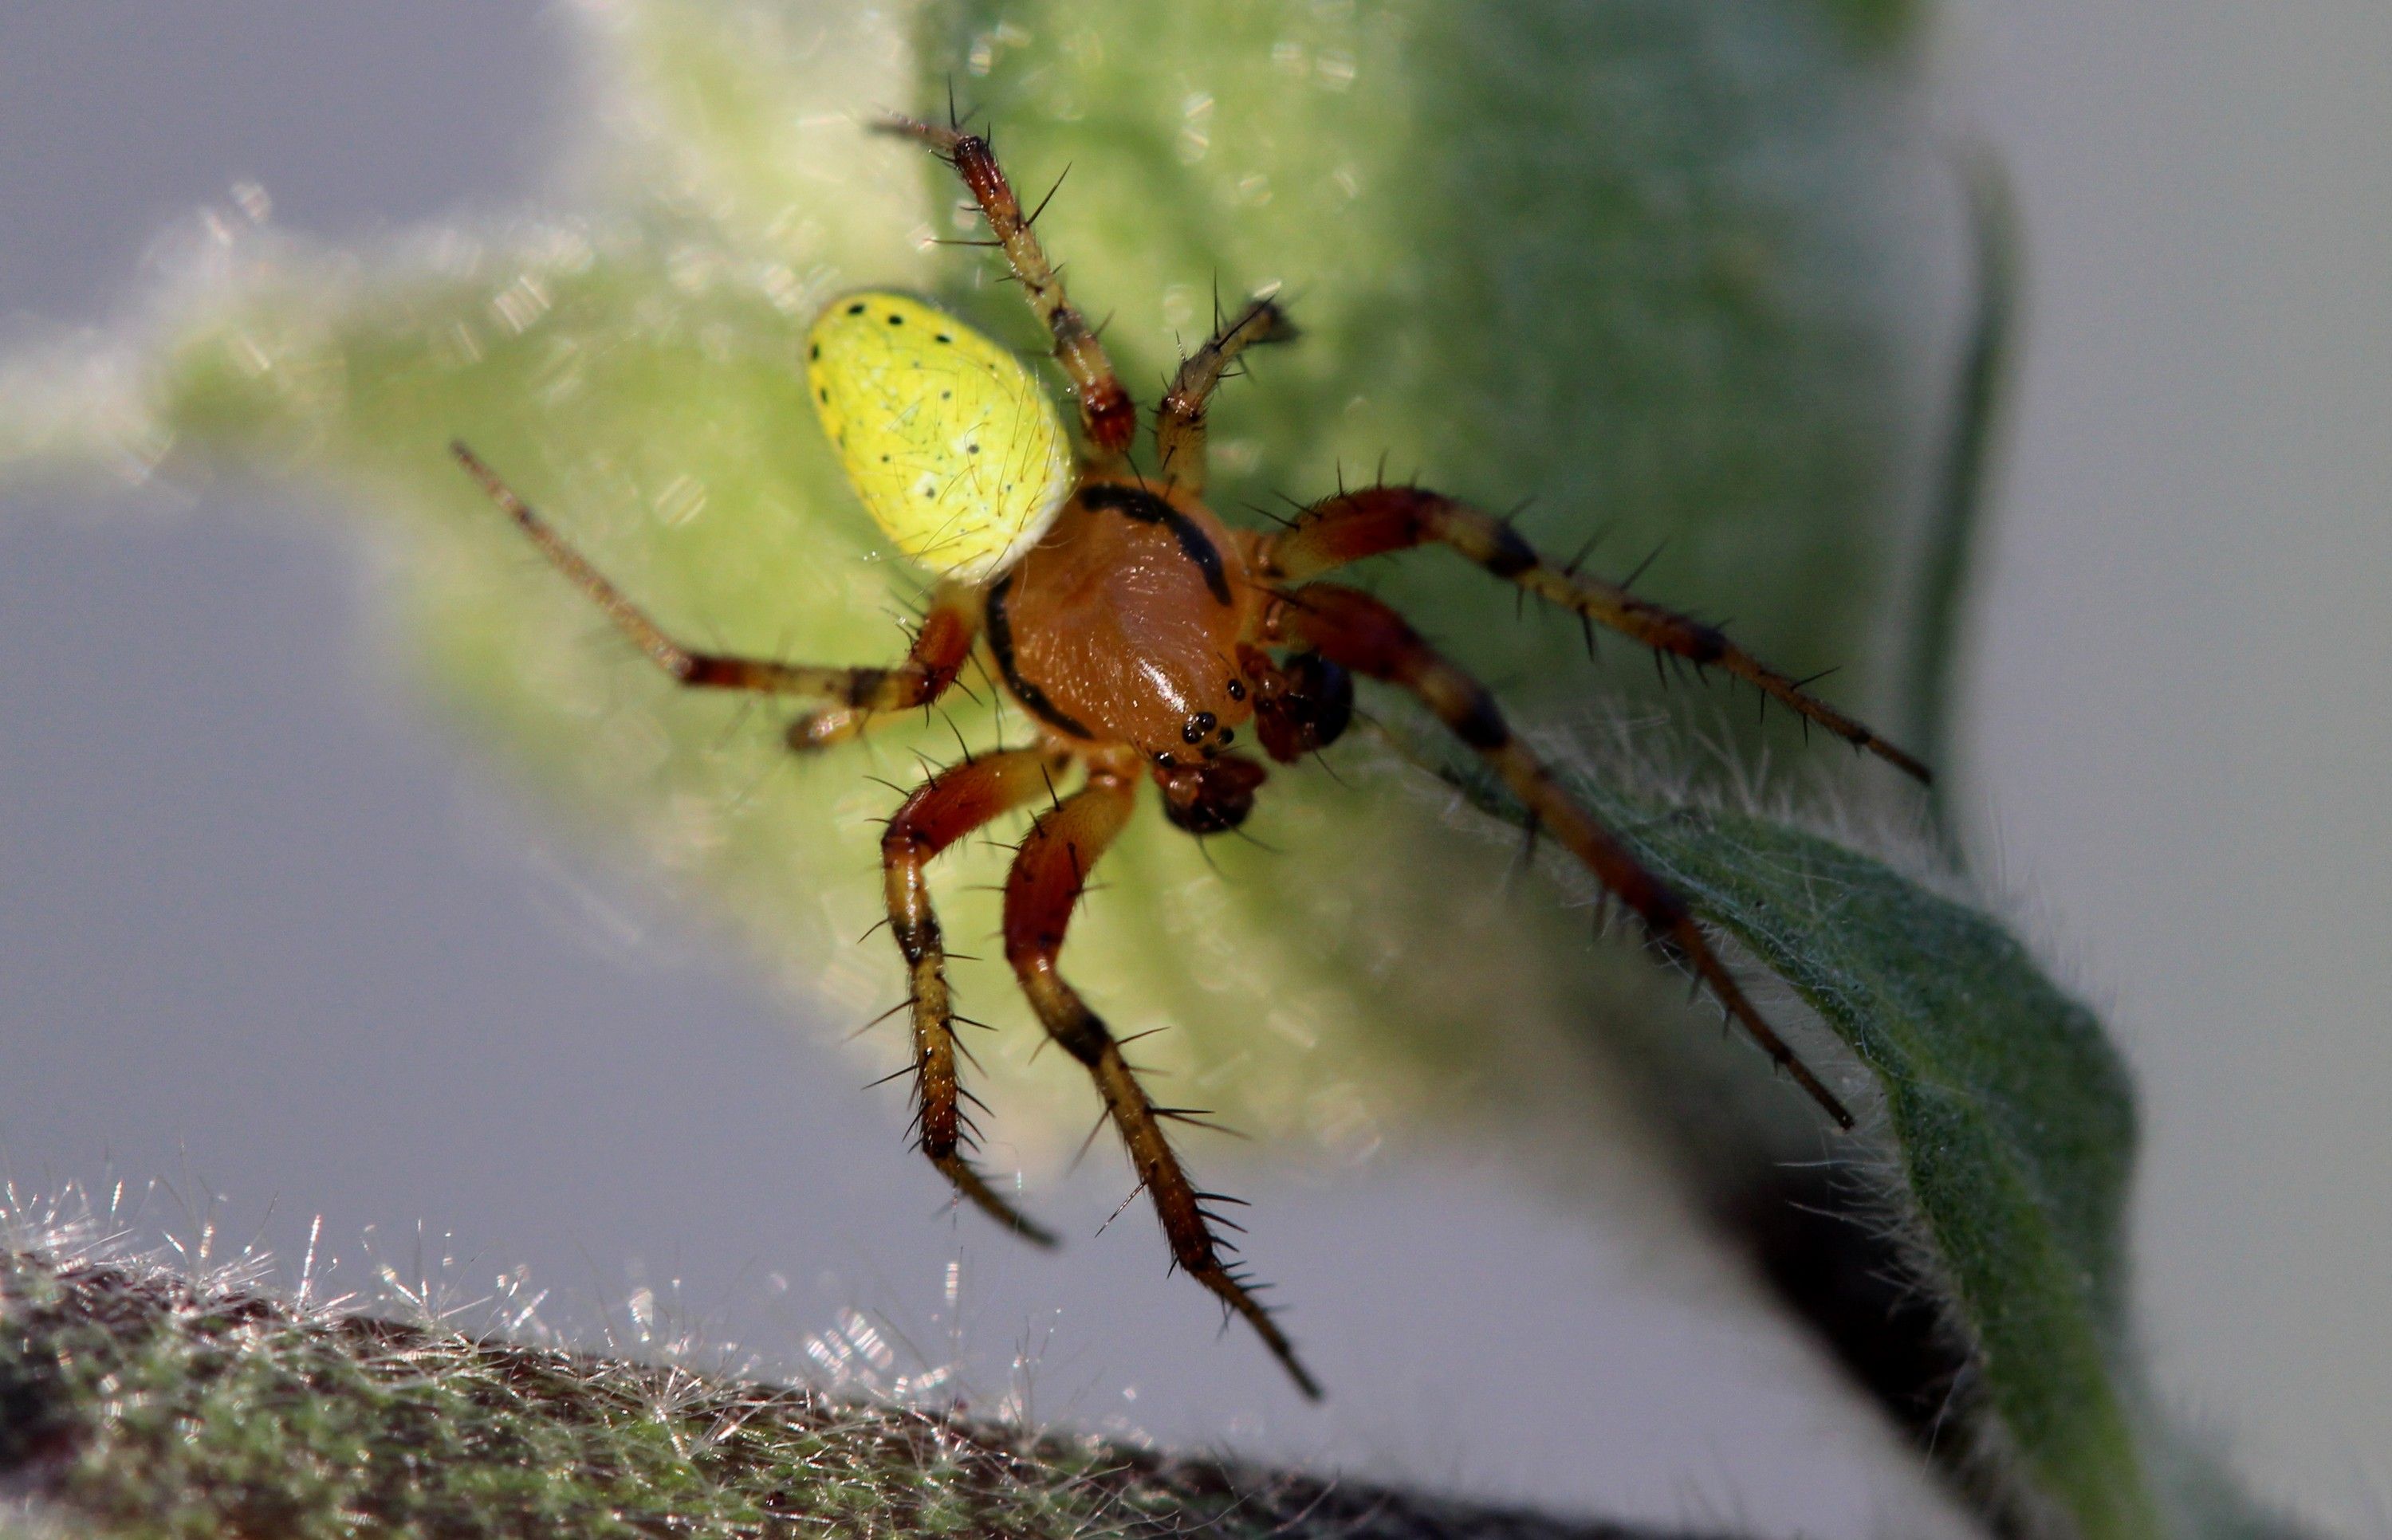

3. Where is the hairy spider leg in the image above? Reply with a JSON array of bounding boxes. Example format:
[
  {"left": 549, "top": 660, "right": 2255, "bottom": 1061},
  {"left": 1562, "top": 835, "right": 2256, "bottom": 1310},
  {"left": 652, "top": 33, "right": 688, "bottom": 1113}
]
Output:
[
  {"left": 1155, "top": 294, "right": 1299, "bottom": 495},
  {"left": 883, "top": 747, "right": 1075, "bottom": 1245},
  {"left": 1261, "top": 485, "right": 1931, "bottom": 783},
  {"left": 452, "top": 442, "right": 979, "bottom": 710},
  {"left": 1272, "top": 582, "right": 1856, "bottom": 1129},
  {"left": 783, "top": 642, "right": 986, "bottom": 755},
  {"left": 785, "top": 615, "right": 997, "bottom": 756},
  {"left": 1001, "top": 752, "right": 1323, "bottom": 1398},
  {"left": 878, "top": 116, "right": 1136, "bottom": 459}
]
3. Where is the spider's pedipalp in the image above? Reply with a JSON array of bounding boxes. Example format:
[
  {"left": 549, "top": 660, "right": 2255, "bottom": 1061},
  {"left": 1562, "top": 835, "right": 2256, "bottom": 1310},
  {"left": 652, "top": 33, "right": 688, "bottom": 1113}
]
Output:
[
  {"left": 785, "top": 705, "right": 883, "bottom": 754},
  {"left": 1156, "top": 293, "right": 1298, "bottom": 495},
  {"left": 1242, "top": 646, "right": 1355, "bottom": 764},
  {"left": 1155, "top": 752, "right": 1269, "bottom": 835},
  {"left": 1271, "top": 581, "right": 1856, "bottom": 1129},
  {"left": 1259, "top": 485, "right": 1932, "bottom": 783},
  {"left": 883, "top": 745, "right": 1076, "bottom": 1247},
  {"left": 877, "top": 114, "right": 1136, "bottom": 458},
  {"left": 1001, "top": 753, "right": 1322, "bottom": 1397}
]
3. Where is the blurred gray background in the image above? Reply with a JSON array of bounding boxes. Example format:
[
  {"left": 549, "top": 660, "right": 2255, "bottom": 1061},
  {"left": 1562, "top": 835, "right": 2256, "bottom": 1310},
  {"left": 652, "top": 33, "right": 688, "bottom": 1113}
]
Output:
[{"left": 1, "top": 3, "right": 2383, "bottom": 1534}]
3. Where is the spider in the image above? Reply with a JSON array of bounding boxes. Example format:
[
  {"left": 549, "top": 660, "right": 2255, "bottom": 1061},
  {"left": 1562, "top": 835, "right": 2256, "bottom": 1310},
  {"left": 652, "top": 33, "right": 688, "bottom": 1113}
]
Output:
[{"left": 450, "top": 113, "right": 1930, "bottom": 1400}]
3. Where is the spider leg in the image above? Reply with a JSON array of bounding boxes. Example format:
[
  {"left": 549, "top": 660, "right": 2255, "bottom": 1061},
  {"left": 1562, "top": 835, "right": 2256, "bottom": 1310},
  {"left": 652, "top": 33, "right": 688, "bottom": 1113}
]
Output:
[
  {"left": 883, "top": 745, "right": 1077, "bottom": 1245},
  {"left": 1155, "top": 293, "right": 1298, "bottom": 495},
  {"left": 1001, "top": 756, "right": 1323, "bottom": 1398},
  {"left": 1272, "top": 582, "right": 1856, "bottom": 1129},
  {"left": 454, "top": 442, "right": 977, "bottom": 709},
  {"left": 1258, "top": 485, "right": 1930, "bottom": 782},
  {"left": 877, "top": 116, "right": 1136, "bottom": 460}
]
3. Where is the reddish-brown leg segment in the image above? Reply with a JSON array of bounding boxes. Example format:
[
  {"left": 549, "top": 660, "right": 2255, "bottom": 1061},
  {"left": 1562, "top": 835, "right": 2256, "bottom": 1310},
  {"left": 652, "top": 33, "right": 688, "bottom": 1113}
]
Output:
[
  {"left": 1272, "top": 583, "right": 1856, "bottom": 1129},
  {"left": 1155, "top": 294, "right": 1297, "bottom": 495},
  {"left": 878, "top": 116, "right": 1136, "bottom": 460},
  {"left": 1001, "top": 754, "right": 1322, "bottom": 1398},
  {"left": 1259, "top": 485, "right": 1930, "bottom": 783},
  {"left": 454, "top": 442, "right": 979, "bottom": 710},
  {"left": 884, "top": 746, "right": 1076, "bottom": 1244}
]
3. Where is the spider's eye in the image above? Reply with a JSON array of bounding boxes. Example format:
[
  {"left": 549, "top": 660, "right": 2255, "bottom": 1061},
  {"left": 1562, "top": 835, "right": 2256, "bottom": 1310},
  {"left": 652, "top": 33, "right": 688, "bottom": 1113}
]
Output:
[{"left": 806, "top": 289, "right": 1072, "bottom": 582}]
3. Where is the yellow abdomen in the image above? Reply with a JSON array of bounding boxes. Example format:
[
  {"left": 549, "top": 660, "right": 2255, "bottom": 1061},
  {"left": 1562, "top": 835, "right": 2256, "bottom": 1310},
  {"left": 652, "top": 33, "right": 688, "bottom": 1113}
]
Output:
[{"left": 808, "top": 291, "right": 1073, "bottom": 583}]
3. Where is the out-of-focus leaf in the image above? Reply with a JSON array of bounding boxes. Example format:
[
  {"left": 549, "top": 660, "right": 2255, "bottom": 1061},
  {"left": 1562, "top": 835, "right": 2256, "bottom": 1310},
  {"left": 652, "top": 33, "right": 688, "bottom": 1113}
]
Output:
[
  {"left": 0, "top": 0, "right": 1953, "bottom": 1176},
  {"left": 919, "top": 0, "right": 1939, "bottom": 728},
  {"left": 1899, "top": 150, "right": 2020, "bottom": 799}
]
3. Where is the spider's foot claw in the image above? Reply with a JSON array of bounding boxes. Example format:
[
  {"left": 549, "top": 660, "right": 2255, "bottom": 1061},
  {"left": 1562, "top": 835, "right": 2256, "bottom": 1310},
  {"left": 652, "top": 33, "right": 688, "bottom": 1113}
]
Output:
[
  {"left": 1191, "top": 1260, "right": 1321, "bottom": 1399},
  {"left": 935, "top": 1153, "right": 1060, "bottom": 1247}
]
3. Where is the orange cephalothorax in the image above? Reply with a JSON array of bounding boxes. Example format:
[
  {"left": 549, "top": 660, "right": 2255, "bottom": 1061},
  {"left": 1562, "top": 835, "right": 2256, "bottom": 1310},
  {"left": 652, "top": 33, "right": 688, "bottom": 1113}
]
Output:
[{"left": 991, "top": 481, "right": 1259, "bottom": 760}]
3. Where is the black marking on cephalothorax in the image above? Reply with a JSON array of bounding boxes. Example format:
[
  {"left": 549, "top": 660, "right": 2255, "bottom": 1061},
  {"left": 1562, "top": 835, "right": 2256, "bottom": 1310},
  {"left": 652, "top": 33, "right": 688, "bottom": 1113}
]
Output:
[
  {"left": 986, "top": 574, "right": 1096, "bottom": 739},
  {"left": 1081, "top": 484, "right": 1233, "bottom": 606}
]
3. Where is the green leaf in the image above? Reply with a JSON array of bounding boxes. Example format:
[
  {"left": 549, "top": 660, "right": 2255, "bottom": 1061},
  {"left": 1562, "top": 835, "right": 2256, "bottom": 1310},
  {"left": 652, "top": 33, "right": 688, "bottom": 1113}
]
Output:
[{"left": 1389, "top": 703, "right": 2305, "bottom": 1540}]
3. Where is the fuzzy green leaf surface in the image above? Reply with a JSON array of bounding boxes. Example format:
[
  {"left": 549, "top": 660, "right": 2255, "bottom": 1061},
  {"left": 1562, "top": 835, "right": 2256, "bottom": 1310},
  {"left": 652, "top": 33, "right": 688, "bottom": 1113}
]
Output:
[{"left": 0, "top": 1245, "right": 1720, "bottom": 1540}]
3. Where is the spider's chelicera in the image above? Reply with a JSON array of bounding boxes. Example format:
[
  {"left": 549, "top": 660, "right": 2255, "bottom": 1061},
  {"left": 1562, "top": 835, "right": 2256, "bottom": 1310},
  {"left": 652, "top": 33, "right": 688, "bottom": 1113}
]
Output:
[{"left": 453, "top": 114, "right": 1929, "bottom": 1400}]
